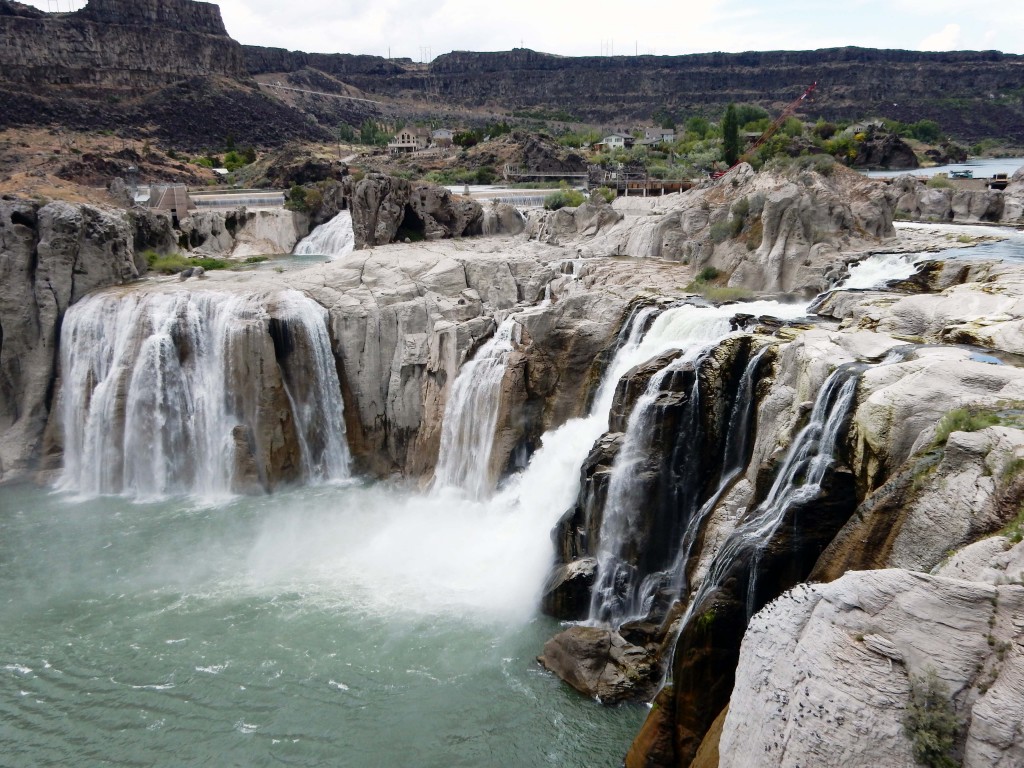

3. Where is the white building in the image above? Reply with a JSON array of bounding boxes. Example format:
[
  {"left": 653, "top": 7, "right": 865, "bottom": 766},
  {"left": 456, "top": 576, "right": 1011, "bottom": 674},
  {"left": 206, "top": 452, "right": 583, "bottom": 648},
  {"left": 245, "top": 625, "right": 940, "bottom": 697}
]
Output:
[
  {"left": 598, "top": 133, "right": 635, "bottom": 151},
  {"left": 644, "top": 127, "right": 675, "bottom": 143},
  {"left": 388, "top": 127, "right": 431, "bottom": 154}
]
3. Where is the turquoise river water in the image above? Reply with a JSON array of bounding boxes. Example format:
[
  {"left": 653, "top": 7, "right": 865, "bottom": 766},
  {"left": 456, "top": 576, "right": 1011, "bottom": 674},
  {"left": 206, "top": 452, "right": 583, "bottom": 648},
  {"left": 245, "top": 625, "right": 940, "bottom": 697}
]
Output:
[{"left": 0, "top": 482, "right": 646, "bottom": 767}]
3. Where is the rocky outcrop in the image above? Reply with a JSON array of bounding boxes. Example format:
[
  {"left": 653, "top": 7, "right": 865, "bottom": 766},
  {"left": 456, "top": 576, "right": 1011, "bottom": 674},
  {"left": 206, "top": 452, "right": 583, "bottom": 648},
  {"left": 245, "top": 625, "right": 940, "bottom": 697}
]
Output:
[
  {"left": 264, "top": 149, "right": 349, "bottom": 189},
  {"left": 718, "top": 561, "right": 1024, "bottom": 768},
  {"left": 890, "top": 174, "right": 1020, "bottom": 224},
  {"left": 535, "top": 163, "right": 895, "bottom": 295},
  {"left": 849, "top": 127, "right": 919, "bottom": 170},
  {"left": 0, "top": 198, "right": 140, "bottom": 482},
  {"left": 538, "top": 626, "right": 661, "bottom": 704},
  {"left": 813, "top": 260, "right": 1024, "bottom": 357},
  {"left": 343, "top": 174, "right": 524, "bottom": 250},
  {"left": 179, "top": 208, "right": 309, "bottom": 258}
]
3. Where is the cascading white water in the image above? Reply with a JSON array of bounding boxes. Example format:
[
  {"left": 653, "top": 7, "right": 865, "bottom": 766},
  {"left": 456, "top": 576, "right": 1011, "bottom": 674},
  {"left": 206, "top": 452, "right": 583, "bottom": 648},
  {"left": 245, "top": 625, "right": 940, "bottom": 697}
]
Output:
[
  {"left": 665, "top": 346, "right": 770, "bottom": 599},
  {"left": 588, "top": 354, "right": 701, "bottom": 625},
  {"left": 272, "top": 291, "right": 352, "bottom": 482},
  {"left": 434, "top": 317, "right": 520, "bottom": 499},
  {"left": 58, "top": 289, "right": 349, "bottom": 500},
  {"left": 840, "top": 251, "right": 929, "bottom": 290},
  {"left": 584, "top": 303, "right": 811, "bottom": 626},
  {"left": 294, "top": 210, "right": 355, "bottom": 259},
  {"left": 686, "top": 364, "right": 863, "bottom": 624}
]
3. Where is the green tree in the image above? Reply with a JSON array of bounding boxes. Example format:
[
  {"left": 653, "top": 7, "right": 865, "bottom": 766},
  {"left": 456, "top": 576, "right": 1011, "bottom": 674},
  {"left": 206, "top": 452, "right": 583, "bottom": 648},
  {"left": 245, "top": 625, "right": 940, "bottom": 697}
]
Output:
[
  {"left": 685, "top": 116, "right": 711, "bottom": 140},
  {"left": 360, "top": 119, "right": 388, "bottom": 146},
  {"left": 735, "top": 104, "right": 769, "bottom": 126},
  {"left": 722, "top": 103, "right": 740, "bottom": 166},
  {"left": 337, "top": 123, "right": 356, "bottom": 143},
  {"left": 909, "top": 120, "right": 942, "bottom": 143}
]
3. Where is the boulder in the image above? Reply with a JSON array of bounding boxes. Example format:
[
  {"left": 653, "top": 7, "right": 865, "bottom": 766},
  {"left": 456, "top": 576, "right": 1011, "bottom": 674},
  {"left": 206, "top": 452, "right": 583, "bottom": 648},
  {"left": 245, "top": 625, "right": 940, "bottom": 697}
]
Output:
[
  {"left": 537, "top": 625, "right": 660, "bottom": 704},
  {"left": 850, "top": 128, "right": 919, "bottom": 170},
  {"left": 540, "top": 558, "right": 597, "bottom": 620},
  {"left": 718, "top": 566, "right": 1024, "bottom": 768}
]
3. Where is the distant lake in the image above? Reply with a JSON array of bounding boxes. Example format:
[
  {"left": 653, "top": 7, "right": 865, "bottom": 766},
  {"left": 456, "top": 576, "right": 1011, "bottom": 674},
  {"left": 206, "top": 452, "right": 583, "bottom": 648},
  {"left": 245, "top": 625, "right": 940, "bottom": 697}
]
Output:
[{"left": 861, "top": 157, "right": 1024, "bottom": 179}]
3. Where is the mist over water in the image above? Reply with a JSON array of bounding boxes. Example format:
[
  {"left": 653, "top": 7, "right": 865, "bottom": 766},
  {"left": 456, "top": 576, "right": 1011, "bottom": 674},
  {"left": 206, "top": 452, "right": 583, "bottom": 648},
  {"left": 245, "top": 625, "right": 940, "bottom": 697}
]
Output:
[{"left": 0, "top": 483, "right": 645, "bottom": 767}]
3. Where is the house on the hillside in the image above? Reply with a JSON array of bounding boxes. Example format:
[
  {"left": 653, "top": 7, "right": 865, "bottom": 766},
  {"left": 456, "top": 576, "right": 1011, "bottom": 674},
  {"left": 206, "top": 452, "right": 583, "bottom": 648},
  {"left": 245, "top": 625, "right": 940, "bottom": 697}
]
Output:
[
  {"left": 388, "top": 127, "right": 431, "bottom": 154},
  {"left": 431, "top": 128, "right": 454, "bottom": 147},
  {"left": 644, "top": 127, "right": 675, "bottom": 143},
  {"left": 595, "top": 133, "right": 635, "bottom": 151}
]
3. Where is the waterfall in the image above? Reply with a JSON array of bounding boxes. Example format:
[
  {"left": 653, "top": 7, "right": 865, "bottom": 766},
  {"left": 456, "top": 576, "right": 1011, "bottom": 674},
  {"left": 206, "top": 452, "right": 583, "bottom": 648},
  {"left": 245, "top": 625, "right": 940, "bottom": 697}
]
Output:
[
  {"left": 588, "top": 354, "right": 700, "bottom": 624},
  {"left": 294, "top": 211, "right": 354, "bottom": 259},
  {"left": 434, "top": 317, "right": 520, "bottom": 499},
  {"left": 685, "top": 363, "right": 863, "bottom": 624},
  {"left": 57, "top": 289, "right": 350, "bottom": 500},
  {"left": 666, "top": 346, "right": 770, "bottom": 598},
  {"left": 272, "top": 292, "right": 352, "bottom": 482},
  {"left": 840, "top": 252, "right": 927, "bottom": 290},
  {"left": 582, "top": 303, "right": 807, "bottom": 626}
]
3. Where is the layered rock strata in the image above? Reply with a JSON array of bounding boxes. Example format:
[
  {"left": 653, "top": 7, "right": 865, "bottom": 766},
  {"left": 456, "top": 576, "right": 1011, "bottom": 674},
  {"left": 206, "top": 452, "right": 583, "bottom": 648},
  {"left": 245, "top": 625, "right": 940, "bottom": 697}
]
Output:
[{"left": 0, "top": 0, "right": 246, "bottom": 87}]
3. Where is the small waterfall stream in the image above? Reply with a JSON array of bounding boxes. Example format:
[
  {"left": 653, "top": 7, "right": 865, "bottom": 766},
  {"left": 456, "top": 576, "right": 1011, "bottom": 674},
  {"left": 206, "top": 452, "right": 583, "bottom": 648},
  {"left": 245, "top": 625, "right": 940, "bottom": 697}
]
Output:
[
  {"left": 683, "top": 363, "right": 863, "bottom": 627},
  {"left": 58, "top": 289, "right": 350, "bottom": 499},
  {"left": 294, "top": 210, "right": 355, "bottom": 259},
  {"left": 434, "top": 317, "right": 520, "bottom": 498}
]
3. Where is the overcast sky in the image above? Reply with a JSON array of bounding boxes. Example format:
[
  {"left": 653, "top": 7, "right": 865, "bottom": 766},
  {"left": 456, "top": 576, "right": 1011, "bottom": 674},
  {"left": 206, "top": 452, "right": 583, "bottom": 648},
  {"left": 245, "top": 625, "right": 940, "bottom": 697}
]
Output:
[{"left": 26, "top": 0, "right": 1024, "bottom": 58}]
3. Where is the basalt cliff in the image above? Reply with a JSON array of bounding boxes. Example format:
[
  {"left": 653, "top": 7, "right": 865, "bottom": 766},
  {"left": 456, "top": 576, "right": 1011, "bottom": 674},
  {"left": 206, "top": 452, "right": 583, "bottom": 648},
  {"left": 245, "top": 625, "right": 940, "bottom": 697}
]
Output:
[
  {"left": 3, "top": 0, "right": 1024, "bottom": 147},
  {"left": 3, "top": 158, "right": 1024, "bottom": 767}
]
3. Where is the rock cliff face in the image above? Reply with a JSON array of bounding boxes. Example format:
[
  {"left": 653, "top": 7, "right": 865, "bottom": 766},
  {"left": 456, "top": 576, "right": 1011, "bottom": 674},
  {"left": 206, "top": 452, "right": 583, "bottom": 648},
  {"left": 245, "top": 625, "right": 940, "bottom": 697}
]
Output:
[
  {"left": 179, "top": 208, "right": 309, "bottom": 258},
  {"left": 344, "top": 174, "right": 524, "bottom": 249},
  {"left": 0, "top": 0, "right": 245, "bottom": 87},
  {"left": 0, "top": 198, "right": 143, "bottom": 482},
  {"left": 244, "top": 45, "right": 1024, "bottom": 142},
  {"left": 0, "top": 0, "right": 336, "bottom": 149},
  {"left": 530, "top": 162, "right": 894, "bottom": 295},
  {"left": 890, "top": 166, "right": 1024, "bottom": 225}
]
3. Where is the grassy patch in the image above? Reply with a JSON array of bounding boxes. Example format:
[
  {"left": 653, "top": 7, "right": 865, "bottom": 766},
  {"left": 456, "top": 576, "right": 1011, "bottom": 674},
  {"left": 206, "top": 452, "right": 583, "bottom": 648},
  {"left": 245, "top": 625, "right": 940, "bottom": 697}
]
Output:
[
  {"left": 932, "top": 407, "right": 1000, "bottom": 447},
  {"left": 544, "top": 186, "right": 586, "bottom": 210},
  {"left": 999, "top": 505, "right": 1024, "bottom": 544},
  {"left": 144, "top": 251, "right": 230, "bottom": 274},
  {"left": 686, "top": 265, "right": 753, "bottom": 302}
]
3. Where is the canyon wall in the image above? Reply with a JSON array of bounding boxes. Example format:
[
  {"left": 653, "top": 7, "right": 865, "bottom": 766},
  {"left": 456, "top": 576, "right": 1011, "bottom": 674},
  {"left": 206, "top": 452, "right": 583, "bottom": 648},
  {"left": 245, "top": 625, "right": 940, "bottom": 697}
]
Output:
[
  {"left": 244, "top": 44, "right": 1024, "bottom": 141},
  {"left": 0, "top": 0, "right": 246, "bottom": 87}
]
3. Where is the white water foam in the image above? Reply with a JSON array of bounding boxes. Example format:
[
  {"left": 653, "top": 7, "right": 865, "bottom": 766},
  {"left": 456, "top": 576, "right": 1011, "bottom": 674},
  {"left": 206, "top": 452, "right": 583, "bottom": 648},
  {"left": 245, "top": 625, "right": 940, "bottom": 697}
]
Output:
[
  {"left": 294, "top": 211, "right": 355, "bottom": 260},
  {"left": 434, "top": 317, "right": 520, "bottom": 499}
]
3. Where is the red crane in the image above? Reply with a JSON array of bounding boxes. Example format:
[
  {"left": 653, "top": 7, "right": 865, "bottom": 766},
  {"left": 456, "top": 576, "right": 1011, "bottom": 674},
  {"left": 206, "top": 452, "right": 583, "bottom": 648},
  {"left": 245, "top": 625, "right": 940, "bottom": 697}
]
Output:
[{"left": 713, "top": 81, "right": 818, "bottom": 178}]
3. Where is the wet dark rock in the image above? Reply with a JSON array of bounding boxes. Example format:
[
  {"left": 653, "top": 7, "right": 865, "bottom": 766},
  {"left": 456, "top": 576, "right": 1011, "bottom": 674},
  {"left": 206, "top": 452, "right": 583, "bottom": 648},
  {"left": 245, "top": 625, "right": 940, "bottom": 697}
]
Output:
[
  {"left": 537, "top": 626, "right": 661, "bottom": 704},
  {"left": 540, "top": 558, "right": 597, "bottom": 620}
]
